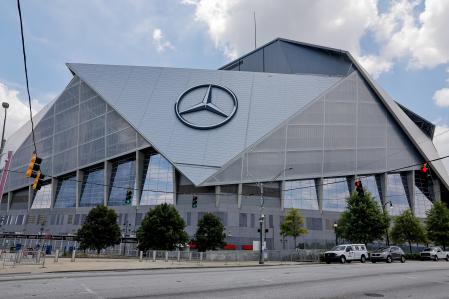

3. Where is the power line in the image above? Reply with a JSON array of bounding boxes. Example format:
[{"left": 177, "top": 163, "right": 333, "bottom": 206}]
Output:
[{"left": 17, "top": 0, "right": 37, "bottom": 154}]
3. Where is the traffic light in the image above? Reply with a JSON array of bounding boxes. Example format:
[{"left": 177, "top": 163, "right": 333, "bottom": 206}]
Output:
[
  {"left": 192, "top": 195, "right": 198, "bottom": 208},
  {"left": 355, "top": 180, "right": 364, "bottom": 198},
  {"left": 31, "top": 170, "right": 45, "bottom": 190},
  {"left": 420, "top": 162, "right": 428, "bottom": 173},
  {"left": 125, "top": 188, "right": 132, "bottom": 205},
  {"left": 25, "top": 153, "right": 42, "bottom": 178}
]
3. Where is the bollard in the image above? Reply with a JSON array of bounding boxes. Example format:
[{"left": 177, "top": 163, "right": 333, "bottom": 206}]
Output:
[
  {"left": 199, "top": 252, "right": 203, "bottom": 263},
  {"left": 152, "top": 250, "right": 156, "bottom": 262},
  {"left": 71, "top": 249, "right": 76, "bottom": 262},
  {"left": 165, "top": 251, "right": 168, "bottom": 262},
  {"left": 177, "top": 251, "right": 180, "bottom": 262},
  {"left": 41, "top": 252, "right": 46, "bottom": 268},
  {"left": 54, "top": 249, "right": 59, "bottom": 263},
  {"left": 139, "top": 251, "right": 143, "bottom": 262},
  {"left": 189, "top": 252, "right": 192, "bottom": 262}
]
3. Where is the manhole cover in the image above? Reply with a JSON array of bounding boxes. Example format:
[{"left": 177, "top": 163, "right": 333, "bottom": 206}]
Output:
[{"left": 364, "top": 293, "right": 384, "bottom": 298}]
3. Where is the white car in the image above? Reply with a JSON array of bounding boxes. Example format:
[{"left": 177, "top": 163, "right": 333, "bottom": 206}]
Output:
[
  {"left": 420, "top": 247, "right": 449, "bottom": 261},
  {"left": 324, "top": 244, "right": 368, "bottom": 264}
]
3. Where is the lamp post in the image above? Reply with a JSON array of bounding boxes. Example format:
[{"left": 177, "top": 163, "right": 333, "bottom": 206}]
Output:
[
  {"left": 0, "top": 102, "right": 9, "bottom": 155},
  {"left": 383, "top": 201, "right": 393, "bottom": 246},
  {"left": 333, "top": 222, "right": 338, "bottom": 246},
  {"left": 259, "top": 214, "right": 265, "bottom": 264}
]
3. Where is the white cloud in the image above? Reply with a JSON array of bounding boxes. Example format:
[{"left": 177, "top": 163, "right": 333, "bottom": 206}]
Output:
[
  {"left": 433, "top": 88, "right": 449, "bottom": 107},
  {"left": 183, "top": 0, "right": 378, "bottom": 60},
  {"left": 183, "top": 0, "right": 449, "bottom": 77},
  {"left": 152, "top": 28, "right": 174, "bottom": 52},
  {"left": 0, "top": 82, "right": 43, "bottom": 139},
  {"left": 434, "top": 124, "right": 449, "bottom": 172}
]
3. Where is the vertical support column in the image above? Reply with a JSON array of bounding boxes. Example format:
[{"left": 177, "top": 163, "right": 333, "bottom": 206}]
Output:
[
  {"left": 280, "top": 181, "right": 285, "bottom": 211},
  {"left": 237, "top": 183, "right": 242, "bottom": 209},
  {"left": 215, "top": 185, "right": 220, "bottom": 208},
  {"left": 406, "top": 171, "right": 415, "bottom": 215},
  {"left": 377, "top": 173, "right": 388, "bottom": 210},
  {"left": 104, "top": 161, "right": 112, "bottom": 206},
  {"left": 347, "top": 175, "right": 356, "bottom": 194},
  {"left": 315, "top": 178, "right": 323, "bottom": 212},
  {"left": 76, "top": 170, "right": 84, "bottom": 208},
  {"left": 28, "top": 185, "right": 33, "bottom": 210},
  {"left": 172, "top": 167, "right": 177, "bottom": 206},
  {"left": 7, "top": 191, "right": 12, "bottom": 213},
  {"left": 432, "top": 178, "right": 441, "bottom": 202},
  {"left": 50, "top": 178, "right": 58, "bottom": 209},
  {"left": 135, "top": 151, "right": 144, "bottom": 207}
]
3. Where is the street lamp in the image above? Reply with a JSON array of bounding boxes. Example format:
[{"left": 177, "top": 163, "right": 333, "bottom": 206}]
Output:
[
  {"left": 0, "top": 102, "right": 9, "bottom": 155},
  {"left": 259, "top": 214, "right": 265, "bottom": 264},
  {"left": 383, "top": 201, "right": 393, "bottom": 246},
  {"left": 333, "top": 222, "right": 338, "bottom": 246}
]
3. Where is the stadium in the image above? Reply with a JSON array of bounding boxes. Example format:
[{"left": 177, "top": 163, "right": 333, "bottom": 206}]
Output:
[{"left": 0, "top": 38, "right": 448, "bottom": 251}]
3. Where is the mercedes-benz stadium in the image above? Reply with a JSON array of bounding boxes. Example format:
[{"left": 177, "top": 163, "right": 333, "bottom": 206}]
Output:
[{"left": 0, "top": 38, "right": 448, "bottom": 251}]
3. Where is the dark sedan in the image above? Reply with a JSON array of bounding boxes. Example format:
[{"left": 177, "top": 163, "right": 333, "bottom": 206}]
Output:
[{"left": 371, "top": 246, "right": 405, "bottom": 263}]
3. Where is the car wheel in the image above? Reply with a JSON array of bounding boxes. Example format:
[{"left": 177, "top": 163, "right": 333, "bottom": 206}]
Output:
[
  {"left": 434, "top": 255, "right": 439, "bottom": 261},
  {"left": 446, "top": 255, "right": 449, "bottom": 262},
  {"left": 361, "top": 255, "right": 366, "bottom": 263},
  {"left": 386, "top": 255, "right": 392, "bottom": 263},
  {"left": 340, "top": 255, "right": 346, "bottom": 264},
  {"left": 400, "top": 255, "right": 405, "bottom": 263}
]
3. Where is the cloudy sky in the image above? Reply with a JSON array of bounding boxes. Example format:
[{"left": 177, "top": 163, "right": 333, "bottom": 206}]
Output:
[{"left": 1, "top": 0, "right": 449, "bottom": 166}]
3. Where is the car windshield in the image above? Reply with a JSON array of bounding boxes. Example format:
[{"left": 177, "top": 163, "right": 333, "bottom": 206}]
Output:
[
  {"left": 331, "top": 246, "right": 346, "bottom": 251},
  {"left": 423, "top": 248, "right": 432, "bottom": 251},
  {"left": 374, "top": 247, "right": 389, "bottom": 252}
]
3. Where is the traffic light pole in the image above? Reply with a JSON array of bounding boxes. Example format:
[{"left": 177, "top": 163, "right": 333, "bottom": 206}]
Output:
[{"left": 259, "top": 182, "right": 264, "bottom": 265}]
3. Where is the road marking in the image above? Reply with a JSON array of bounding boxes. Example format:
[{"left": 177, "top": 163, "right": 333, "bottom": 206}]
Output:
[
  {"left": 81, "top": 283, "right": 104, "bottom": 299},
  {"left": 260, "top": 278, "right": 273, "bottom": 283},
  {"left": 404, "top": 276, "right": 417, "bottom": 279}
]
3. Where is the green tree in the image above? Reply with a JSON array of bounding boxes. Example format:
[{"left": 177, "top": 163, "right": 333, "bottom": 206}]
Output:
[
  {"left": 425, "top": 201, "right": 449, "bottom": 250},
  {"left": 194, "top": 213, "right": 225, "bottom": 251},
  {"left": 136, "top": 203, "right": 188, "bottom": 251},
  {"left": 76, "top": 205, "right": 121, "bottom": 254},
  {"left": 337, "top": 191, "right": 389, "bottom": 244},
  {"left": 390, "top": 209, "right": 427, "bottom": 253},
  {"left": 280, "top": 209, "right": 308, "bottom": 248}
]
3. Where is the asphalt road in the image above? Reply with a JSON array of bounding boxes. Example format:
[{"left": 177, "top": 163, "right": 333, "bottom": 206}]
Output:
[{"left": 1, "top": 261, "right": 449, "bottom": 299}]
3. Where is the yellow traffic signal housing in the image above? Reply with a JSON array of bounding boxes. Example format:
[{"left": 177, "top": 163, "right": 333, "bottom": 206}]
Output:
[
  {"left": 25, "top": 153, "right": 42, "bottom": 178},
  {"left": 31, "top": 170, "right": 45, "bottom": 190}
]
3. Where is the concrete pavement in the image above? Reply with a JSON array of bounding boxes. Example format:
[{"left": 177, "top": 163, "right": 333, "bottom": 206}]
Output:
[{"left": 0, "top": 261, "right": 448, "bottom": 298}]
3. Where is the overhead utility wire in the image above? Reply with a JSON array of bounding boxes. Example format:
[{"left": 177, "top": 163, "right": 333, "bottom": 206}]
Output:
[{"left": 17, "top": 0, "right": 37, "bottom": 154}]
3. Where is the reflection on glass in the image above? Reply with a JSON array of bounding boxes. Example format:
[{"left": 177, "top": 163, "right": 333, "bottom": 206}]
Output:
[
  {"left": 387, "top": 173, "right": 410, "bottom": 216},
  {"left": 108, "top": 158, "right": 136, "bottom": 206},
  {"left": 360, "top": 176, "right": 381, "bottom": 205},
  {"left": 284, "top": 180, "right": 319, "bottom": 210},
  {"left": 80, "top": 167, "right": 104, "bottom": 207},
  {"left": 322, "top": 178, "right": 349, "bottom": 212},
  {"left": 54, "top": 174, "right": 76, "bottom": 208},
  {"left": 140, "top": 154, "right": 174, "bottom": 205},
  {"left": 414, "top": 174, "right": 433, "bottom": 218},
  {"left": 31, "top": 184, "right": 52, "bottom": 209}
]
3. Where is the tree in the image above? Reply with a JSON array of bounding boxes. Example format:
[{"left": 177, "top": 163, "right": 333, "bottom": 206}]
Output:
[
  {"left": 337, "top": 191, "right": 389, "bottom": 245},
  {"left": 425, "top": 201, "right": 449, "bottom": 250},
  {"left": 280, "top": 209, "right": 308, "bottom": 248},
  {"left": 136, "top": 203, "right": 188, "bottom": 251},
  {"left": 194, "top": 213, "right": 225, "bottom": 251},
  {"left": 390, "top": 209, "right": 427, "bottom": 253},
  {"left": 76, "top": 205, "right": 121, "bottom": 254}
]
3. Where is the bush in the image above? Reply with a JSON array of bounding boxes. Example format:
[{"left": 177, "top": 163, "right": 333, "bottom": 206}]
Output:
[{"left": 404, "top": 253, "right": 421, "bottom": 260}]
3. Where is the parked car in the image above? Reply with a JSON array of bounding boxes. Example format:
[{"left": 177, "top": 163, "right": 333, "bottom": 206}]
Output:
[
  {"left": 420, "top": 247, "right": 449, "bottom": 261},
  {"left": 324, "top": 244, "right": 368, "bottom": 264},
  {"left": 370, "top": 246, "right": 405, "bottom": 263}
]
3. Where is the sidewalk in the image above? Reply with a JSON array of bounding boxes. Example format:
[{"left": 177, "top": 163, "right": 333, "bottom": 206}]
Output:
[{"left": 0, "top": 258, "right": 309, "bottom": 274}]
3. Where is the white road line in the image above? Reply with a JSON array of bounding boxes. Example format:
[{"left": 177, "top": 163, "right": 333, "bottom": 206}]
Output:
[{"left": 81, "top": 283, "right": 104, "bottom": 299}]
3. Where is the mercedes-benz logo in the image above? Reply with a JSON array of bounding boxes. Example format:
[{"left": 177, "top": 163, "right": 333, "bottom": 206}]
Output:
[{"left": 174, "top": 84, "right": 238, "bottom": 130}]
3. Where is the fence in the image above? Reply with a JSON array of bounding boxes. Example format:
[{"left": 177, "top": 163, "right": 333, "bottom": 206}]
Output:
[{"left": 1, "top": 250, "right": 45, "bottom": 268}]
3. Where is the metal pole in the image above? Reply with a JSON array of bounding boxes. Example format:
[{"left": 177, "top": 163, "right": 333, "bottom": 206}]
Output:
[{"left": 0, "top": 103, "right": 9, "bottom": 155}]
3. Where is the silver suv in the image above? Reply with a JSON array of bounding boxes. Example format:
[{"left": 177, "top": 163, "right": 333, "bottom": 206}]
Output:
[{"left": 370, "top": 246, "right": 405, "bottom": 263}]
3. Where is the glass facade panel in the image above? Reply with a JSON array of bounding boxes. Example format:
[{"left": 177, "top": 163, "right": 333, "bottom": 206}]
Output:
[
  {"left": 108, "top": 158, "right": 136, "bottom": 206},
  {"left": 387, "top": 173, "right": 410, "bottom": 216},
  {"left": 414, "top": 173, "right": 433, "bottom": 218},
  {"left": 360, "top": 176, "right": 381, "bottom": 205},
  {"left": 10, "top": 188, "right": 29, "bottom": 210},
  {"left": 54, "top": 174, "right": 76, "bottom": 208},
  {"left": 31, "top": 184, "right": 52, "bottom": 209},
  {"left": 80, "top": 167, "right": 104, "bottom": 207},
  {"left": 284, "top": 180, "right": 319, "bottom": 210},
  {"left": 322, "top": 178, "right": 349, "bottom": 212},
  {"left": 140, "top": 154, "right": 174, "bottom": 205}
]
